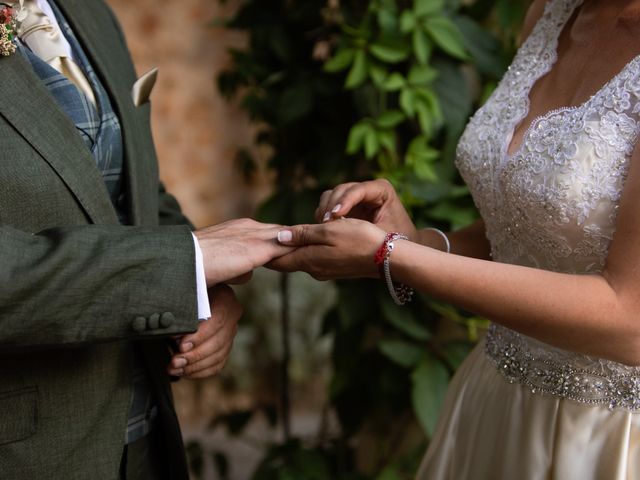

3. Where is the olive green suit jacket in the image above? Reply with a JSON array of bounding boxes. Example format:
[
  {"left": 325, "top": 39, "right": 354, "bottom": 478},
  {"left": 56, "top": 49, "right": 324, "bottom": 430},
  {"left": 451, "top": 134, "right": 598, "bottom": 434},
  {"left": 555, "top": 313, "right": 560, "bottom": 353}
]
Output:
[{"left": 0, "top": 1, "right": 199, "bottom": 478}]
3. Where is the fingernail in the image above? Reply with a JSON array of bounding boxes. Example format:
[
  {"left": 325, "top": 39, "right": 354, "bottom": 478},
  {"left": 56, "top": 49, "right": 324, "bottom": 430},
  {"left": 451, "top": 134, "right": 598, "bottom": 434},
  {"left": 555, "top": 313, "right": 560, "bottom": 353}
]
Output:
[
  {"left": 170, "top": 368, "right": 184, "bottom": 376},
  {"left": 322, "top": 212, "right": 331, "bottom": 222},
  {"left": 174, "top": 357, "right": 187, "bottom": 368},
  {"left": 181, "top": 342, "right": 194, "bottom": 352},
  {"left": 331, "top": 204, "right": 342, "bottom": 213},
  {"left": 277, "top": 230, "right": 293, "bottom": 243}
]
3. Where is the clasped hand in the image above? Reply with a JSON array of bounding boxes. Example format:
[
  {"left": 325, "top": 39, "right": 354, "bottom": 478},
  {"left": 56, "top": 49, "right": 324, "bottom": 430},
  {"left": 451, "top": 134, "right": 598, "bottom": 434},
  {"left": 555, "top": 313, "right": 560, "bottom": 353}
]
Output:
[
  {"left": 269, "top": 179, "right": 415, "bottom": 280},
  {"left": 172, "top": 181, "right": 414, "bottom": 378}
]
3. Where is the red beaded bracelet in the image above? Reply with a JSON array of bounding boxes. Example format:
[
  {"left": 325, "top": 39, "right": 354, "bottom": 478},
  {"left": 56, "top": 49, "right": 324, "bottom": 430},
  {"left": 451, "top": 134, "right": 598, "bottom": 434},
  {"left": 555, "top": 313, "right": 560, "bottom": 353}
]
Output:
[{"left": 374, "top": 232, "right": 414, "bottom": 305}]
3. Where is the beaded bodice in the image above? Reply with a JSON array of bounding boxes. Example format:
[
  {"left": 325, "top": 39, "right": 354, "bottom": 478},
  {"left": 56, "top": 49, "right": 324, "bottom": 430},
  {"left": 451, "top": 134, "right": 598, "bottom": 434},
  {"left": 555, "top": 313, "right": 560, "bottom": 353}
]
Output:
[{"left": 457, "top": 0, "right": 640, "bottom": 409}]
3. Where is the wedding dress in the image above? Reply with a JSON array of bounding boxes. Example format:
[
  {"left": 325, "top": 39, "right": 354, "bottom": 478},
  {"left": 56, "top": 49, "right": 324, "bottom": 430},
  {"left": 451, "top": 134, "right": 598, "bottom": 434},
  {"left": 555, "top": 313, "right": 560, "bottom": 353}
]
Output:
[{"left": 417, "top": 0, "right": 640, "bottom": 478}]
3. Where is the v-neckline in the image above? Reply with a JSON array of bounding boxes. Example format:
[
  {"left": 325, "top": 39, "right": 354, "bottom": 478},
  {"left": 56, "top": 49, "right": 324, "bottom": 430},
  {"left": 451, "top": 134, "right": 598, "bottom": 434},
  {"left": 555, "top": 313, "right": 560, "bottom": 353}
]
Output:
[{"left": 505, "top": 0, "right": 584, "bottom": 159}]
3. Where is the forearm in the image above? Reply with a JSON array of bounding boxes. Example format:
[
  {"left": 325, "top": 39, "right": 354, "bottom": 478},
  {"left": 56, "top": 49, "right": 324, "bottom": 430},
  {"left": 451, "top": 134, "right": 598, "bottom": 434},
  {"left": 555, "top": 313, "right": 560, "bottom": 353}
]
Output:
[
  {"left": 391, "top": 241, "right": 634, "bottom": 364},
  {"left": 417, "top": 219, "right": 492, "bottom": 260}
]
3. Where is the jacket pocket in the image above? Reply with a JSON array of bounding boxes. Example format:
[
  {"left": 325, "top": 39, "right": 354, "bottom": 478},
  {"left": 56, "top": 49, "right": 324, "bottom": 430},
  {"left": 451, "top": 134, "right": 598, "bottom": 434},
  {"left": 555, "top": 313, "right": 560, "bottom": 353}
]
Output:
[{"left": 0, "top": 387, "right": 38, "bottom": 445}]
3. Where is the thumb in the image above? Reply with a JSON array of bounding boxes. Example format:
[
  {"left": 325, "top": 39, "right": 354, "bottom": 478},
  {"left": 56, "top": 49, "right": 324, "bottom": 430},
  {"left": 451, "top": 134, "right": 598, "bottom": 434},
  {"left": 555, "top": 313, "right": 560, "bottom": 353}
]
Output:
[{"left": 277, "top": 224, "right": 326, "bottom": 246}]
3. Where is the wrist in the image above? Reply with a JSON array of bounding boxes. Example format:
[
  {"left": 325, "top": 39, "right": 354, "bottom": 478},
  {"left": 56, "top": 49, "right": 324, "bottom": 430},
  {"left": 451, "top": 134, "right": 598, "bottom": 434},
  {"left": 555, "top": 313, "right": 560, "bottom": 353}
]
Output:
[{"left": 374, "top": 232, "right": 414, "bottom": 305}]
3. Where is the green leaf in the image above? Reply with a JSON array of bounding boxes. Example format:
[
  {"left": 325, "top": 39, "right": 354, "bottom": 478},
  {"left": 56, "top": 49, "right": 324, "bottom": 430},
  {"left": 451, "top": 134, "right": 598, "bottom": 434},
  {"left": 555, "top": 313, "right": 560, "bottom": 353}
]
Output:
[
  {"left": 408, "top": 65, "right": 438, "bottom": 86},
  {"left": 406, "top": 135, "right": 439, "bottom": 164},
  {"left": 415, "top": 100, "right": 434, "bottom": 135},
  {"left": 278, "top": 85, "right": 313, "bottom": 124},
  {"left": 414, "top": 0, "right": 444, "bottom": 18},
  {"left": 400, "top": 88, "right": 416, "bottom": 117},
  {"left": 432, "top": 60, "right": 472, "bottom": 133},
  {"left": 399, "top": 10, "right": 416, "bottom": 34},
  {"left": 364, "top": 127, "right": 380, "bottom": 159},
  {"left": 454, "top": 16, "right": 507, "bottom": 78},
  {"left": 413, "top": 29, "right": 432, "bottom": 65},
  {"left": 379, "top": 339, "right": 425, "bottom": 368},
  {"left": 381, "top": 296, "right": 431, "bottom": 340},
  {"left": 346, "top": 122, "right": 371, "bottom": 154},
  {"left": 411, "top": 356, "right": 449, "bottom": 436},
  {"left": 345, "top": 50, "right": 368, "bottom": 89},
  {"left": 369, "top": 62, "right": 388, "bottom": 87},
  {"left": 324, "top": 47, "right": 356, "bottom": 73},
  {"left": 376, "top": 110, "right": 405, "bottom": 129},
  {"left": 377, "top": 6, "right": 398, "bottom": 33},
  {"left": 382, "top": 72, "right": 406, "bottom": 91},
  {"left": 415, "top": 87, "right": 443, "bottom": 122},
  {"left": 425, "top": 16, "right": 469, "bottom": 60},
  {"left": 377, "top": 466, "right": 404, "bottom": 480},
  {"left": 369, "top": 42, "right": 410, "bottom": 63},
  {"left": 377, "top": 130, "right": 397, "bottom": 152}
]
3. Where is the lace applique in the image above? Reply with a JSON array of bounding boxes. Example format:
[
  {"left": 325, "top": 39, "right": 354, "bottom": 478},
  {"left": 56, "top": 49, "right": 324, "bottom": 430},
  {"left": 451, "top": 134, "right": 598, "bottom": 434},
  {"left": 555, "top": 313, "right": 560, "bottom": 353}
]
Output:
[{"left": 456, "top": 0, "right": 640, "bottom": 408}]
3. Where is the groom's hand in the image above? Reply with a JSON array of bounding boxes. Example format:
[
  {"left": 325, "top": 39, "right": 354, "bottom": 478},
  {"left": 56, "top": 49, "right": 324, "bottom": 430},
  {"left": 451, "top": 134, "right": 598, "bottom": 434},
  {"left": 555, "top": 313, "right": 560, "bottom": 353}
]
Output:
[
  {"left": 168, "top": 284, "right": 241, "bottom": 379},
  {"left": 195, "top": 218, "right": 294, "bottom": 285}
]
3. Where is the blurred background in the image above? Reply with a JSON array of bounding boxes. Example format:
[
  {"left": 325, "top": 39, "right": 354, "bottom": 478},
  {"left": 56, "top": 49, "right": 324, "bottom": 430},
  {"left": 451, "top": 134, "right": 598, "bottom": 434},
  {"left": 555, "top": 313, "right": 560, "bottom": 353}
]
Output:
[{"left": 106, "top": 1, "right": 530, "bottom": 478}]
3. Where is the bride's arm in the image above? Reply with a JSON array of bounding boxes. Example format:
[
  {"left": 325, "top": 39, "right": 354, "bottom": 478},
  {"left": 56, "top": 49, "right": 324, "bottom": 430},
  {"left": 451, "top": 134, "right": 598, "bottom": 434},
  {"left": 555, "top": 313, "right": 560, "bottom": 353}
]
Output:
[{"left": 272, "top": 143, "right": 640, "bottom": 366}]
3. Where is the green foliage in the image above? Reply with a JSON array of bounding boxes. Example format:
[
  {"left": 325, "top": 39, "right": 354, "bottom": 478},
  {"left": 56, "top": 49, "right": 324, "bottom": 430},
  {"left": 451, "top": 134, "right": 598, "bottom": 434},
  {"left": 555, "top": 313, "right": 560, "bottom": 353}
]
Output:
[{"left": 208, "top": 0, "right": 529, "bottom": 478}]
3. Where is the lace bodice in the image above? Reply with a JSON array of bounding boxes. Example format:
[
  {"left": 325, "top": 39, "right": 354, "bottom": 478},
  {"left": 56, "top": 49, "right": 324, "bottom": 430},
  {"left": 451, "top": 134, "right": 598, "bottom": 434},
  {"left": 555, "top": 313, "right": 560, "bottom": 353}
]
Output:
[{"left": 457, "top": 0, "right": 640, "bottom": 409}]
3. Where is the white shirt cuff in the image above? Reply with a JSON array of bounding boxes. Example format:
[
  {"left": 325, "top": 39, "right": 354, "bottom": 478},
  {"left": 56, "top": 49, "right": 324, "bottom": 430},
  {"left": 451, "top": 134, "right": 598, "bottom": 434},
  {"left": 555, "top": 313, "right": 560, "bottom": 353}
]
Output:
[{"left": 192, "top": 233, "right": 211, "bottom": 321}]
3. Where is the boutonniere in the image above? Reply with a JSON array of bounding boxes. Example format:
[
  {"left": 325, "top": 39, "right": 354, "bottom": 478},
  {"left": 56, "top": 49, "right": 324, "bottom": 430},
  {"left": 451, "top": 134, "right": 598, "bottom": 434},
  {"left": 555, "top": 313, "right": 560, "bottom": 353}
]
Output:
[
  {"left": 0, "top": 4, "right": 17, "bottom": 56},
  {"left": 0, "top": 1, "right": 26, "bottom": 57}
]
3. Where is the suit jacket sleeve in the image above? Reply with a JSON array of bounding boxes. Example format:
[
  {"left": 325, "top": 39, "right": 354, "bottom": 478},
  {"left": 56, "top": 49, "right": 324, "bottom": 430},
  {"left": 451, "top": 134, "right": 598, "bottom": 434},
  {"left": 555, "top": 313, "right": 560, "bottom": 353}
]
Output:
[{"left": 0, "top": 223, "right": 199, "bottom": 350}]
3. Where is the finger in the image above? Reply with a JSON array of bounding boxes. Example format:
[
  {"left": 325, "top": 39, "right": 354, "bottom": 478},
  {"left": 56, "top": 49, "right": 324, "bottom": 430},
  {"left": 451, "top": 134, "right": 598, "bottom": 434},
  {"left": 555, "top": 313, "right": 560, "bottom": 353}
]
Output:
[
  {"left": 323, "top": 183, "right": 359, "bottom": 221},
  {"left": 267, "top": 249, "right": 307, "bottom": 273},
  {"left": 169, "top": 319, "right": 236, "bottom": 372},
  {"left": 329, "top": 181, "right": 387, "bottom": 220},
  {"left": 178, "top": 317, "right": 223, "bottom": 353},
  {"left": 315, "top": 190, "right": 334, "bottom": 223},
  {"left": 184, "top": 341, "right": 233, "bottom": 376},
  {"left": 276, "top": 224, "right": 329, "bottom": 247},
  {"left": 171, "top": 328, "right": 235, "bottom": 377},
  {"left": 183, "top": 362, "right": 227, "bottom": 380}
]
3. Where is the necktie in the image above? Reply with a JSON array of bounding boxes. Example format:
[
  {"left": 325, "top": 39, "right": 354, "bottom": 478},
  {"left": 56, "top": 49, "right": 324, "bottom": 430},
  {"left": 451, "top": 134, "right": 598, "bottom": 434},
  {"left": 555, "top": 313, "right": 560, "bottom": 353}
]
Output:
[{"left": 16, "top": 0, "right": 96, "bottom": 106}]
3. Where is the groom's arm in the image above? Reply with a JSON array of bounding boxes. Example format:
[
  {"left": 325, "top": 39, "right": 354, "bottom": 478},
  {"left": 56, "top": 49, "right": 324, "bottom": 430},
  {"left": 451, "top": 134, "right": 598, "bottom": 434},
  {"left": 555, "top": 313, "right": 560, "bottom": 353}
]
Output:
[
  {"left": 0, "top": 220, "right": 291, "bottom": 351},
  {"left": 0, "top": 224, "right": 198, "bottom": 350}
]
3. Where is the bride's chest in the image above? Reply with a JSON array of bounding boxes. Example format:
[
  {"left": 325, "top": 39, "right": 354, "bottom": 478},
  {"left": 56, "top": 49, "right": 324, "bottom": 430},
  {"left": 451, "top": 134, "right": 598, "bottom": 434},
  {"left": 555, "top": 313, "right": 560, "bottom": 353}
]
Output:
[{"left": 455, "top": 60, "right": 640, "bottom": 272}]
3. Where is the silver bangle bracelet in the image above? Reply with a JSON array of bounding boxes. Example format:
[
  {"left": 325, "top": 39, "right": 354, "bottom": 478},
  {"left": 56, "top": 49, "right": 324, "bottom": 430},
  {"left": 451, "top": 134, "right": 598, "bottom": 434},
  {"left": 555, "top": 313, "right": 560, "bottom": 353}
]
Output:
[
  {"left": 382, "top": 236, "right": 414, "bottom": 306},
  {"left": 424, "top": 227, "right": 451, "bottom": 254}
]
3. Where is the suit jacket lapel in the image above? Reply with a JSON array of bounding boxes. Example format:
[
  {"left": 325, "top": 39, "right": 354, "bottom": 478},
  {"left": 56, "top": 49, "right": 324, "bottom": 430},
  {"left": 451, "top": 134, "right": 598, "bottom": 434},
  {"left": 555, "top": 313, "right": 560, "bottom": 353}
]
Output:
[
  {"left": 55, "top": 0, "right": 147, "bottom": 225},
  {"left": 0, "top": 51, "right": 118, "bottom": 224}
]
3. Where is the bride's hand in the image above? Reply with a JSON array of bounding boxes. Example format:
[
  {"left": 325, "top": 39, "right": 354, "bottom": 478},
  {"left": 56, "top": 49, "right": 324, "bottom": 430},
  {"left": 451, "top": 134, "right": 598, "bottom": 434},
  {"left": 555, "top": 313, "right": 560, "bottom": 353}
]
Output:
[
  {"left": 315, "top": 179, "right": 417, "bottom": 240},
  {"left": 269, "top": 218, "right": 386, "bottom": 280}
]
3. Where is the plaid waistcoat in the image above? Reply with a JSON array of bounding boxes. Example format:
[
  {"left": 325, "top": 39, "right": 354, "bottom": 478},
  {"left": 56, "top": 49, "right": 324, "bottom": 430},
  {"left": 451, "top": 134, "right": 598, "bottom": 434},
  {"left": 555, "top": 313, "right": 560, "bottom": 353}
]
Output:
[{"left": 19, "top": 3, "right": 156, "bottom": 445}]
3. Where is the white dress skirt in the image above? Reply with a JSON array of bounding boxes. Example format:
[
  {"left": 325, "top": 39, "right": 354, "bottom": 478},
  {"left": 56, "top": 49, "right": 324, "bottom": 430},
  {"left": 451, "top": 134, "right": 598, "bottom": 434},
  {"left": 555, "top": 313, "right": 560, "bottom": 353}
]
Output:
[{"left": 416, "top": 0, "right": 640, "bottom": 477}]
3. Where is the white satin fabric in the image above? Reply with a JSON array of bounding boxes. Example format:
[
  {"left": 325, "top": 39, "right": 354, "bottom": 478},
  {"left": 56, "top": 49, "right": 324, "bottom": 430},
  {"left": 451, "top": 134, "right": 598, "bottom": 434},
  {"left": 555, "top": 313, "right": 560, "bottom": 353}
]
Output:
[
  {"left": 417, "top": 343, "right": 640, "bottom": 480},
  {"left": 416, "top": 0, "right": 640, "bottom": 477}
]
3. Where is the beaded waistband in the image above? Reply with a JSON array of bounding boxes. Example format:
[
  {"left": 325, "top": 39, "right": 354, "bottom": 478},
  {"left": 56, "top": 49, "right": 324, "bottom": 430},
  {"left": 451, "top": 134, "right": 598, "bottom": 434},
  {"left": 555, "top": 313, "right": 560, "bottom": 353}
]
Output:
[{"left": 485, "top": 324, "right": 640, "bottom": 411}]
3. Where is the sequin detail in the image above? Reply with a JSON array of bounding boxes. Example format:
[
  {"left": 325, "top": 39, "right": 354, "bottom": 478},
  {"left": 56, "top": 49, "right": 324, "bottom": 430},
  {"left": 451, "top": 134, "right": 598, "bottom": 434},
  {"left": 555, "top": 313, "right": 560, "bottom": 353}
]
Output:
[
  {"left": 457, "top": 0, "right": 640, "bottom": 410},
  {"left": 486, "top": 324, "right": 640, "bottom": 410}
]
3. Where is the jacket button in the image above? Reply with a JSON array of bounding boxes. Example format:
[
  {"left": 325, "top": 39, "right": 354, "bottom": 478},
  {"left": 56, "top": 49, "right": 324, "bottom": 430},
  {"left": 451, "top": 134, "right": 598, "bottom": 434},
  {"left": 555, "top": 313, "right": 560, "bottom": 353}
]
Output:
[
  {"left": 160, "top": 312, "right": 175, "bottom": 328},
  {"left": 148, "top": 313, "right": 160, "bottom": 330},
  {"left": 132, "top": 316, "right": 147, "bottom": 333}
]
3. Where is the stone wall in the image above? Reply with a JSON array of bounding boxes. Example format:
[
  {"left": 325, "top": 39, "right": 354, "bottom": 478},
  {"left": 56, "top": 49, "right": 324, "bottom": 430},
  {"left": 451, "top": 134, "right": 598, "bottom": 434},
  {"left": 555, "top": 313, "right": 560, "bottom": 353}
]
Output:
[{"left": 106, "top": 0, "right": 271, "bottom": 227}]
